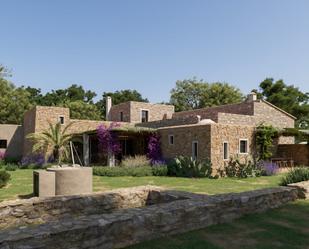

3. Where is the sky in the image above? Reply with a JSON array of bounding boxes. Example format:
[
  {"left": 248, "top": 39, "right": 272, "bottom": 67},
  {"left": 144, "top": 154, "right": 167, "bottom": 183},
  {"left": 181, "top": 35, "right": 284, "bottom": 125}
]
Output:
[{"left": 1, "top": 0, "right": 309, "bottom": 103}]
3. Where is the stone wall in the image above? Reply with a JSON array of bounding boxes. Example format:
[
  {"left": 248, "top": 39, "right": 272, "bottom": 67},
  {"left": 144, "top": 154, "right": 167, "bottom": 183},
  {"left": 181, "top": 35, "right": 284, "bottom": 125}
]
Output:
[
  {"left": 158, "top": 124, "right": 212, "bottom": 161},
  {"left": 172, "top": 100, "right": 295, "bottom": 129},
  {"left": 0, "top": 186, "right": 184, "bottom": 230},
  {"left": 172, "top": 101, "right": 254, "bottom": 120},
  {"left": 0, "top": 186, "right": 298, "bottom": 249},
  {"left": 158, "top": 123, "right": 257, "bottom": 172},
  {"left": 0, "top": 124, "right": 23, "bottom": 158},
  {"left": 210, "top": 124, "right": 256, "bottom": 172},
  {"left": 109, "top": 101, "right": 174, "bottom": 123},
  {"left": 253, "top": 101, "right": 295, "bottom": 129},
  {"left": 275, "top": 144, "right": 309, "bottom": 166},
  {"left": 136, "top": 115, "right": 199, "bottom": 129},
  {"left": 109, "top": 102, "right": 131, "bottom": 122}
]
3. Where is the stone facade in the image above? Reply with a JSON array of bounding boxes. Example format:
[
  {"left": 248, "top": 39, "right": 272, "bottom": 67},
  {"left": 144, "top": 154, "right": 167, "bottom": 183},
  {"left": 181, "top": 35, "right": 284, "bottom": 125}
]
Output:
[
  {"left": 109, "top": 101, "right": 174, "bottom": 123},
  {"left": 1, "top": 95, "right": 297, "bottom": 163},
  {"left": 158, "top": 124, "right": 212, "bottom": 161},
  {"left": 0, "top": 124, "right": 23, "bottom": 158},
  {"left": 0, "top": 186, "right": 298, "bottom": 249},
  {"left": 158, "top": 123, "right": 257, "bottom": 172},
  {"left": 172, "top": 100, "right": 295, "bottom": 129},
  {"left": 210, "top": 124, "right": 256, "bottom": 172}
]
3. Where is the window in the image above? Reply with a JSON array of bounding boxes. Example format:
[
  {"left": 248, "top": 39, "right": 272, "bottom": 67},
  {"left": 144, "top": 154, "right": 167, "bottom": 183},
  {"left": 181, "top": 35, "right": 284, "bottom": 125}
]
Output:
[
  {"left": 141, "top": 110, "right": 149, "bottom": 123},
  {"left": 168, "top": 135, "right": 174, "bottom": 145},
  {"left": 239, "top": 139, "right": 248, "bottom": 154},
  {"left": 59, "top": 116, "right": 65, "bottom": 125},
  {"left": 192, "top": 141, "right": 198, "bottom": 160},
  {"left": 120, "top": 112, "right": 124, "bottom": 122},
  {"left": 223, "top": 142, "right": 229, "bottom": 160},
  {"left": 0, "top": 140, "right": 7, "bottom": 149}
]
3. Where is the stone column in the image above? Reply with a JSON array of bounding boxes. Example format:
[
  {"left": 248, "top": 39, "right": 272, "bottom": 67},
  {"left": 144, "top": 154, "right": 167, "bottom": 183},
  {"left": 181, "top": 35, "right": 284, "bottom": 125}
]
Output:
[{"left": 83, "top": 134, "right": 90, "bottom": 166}]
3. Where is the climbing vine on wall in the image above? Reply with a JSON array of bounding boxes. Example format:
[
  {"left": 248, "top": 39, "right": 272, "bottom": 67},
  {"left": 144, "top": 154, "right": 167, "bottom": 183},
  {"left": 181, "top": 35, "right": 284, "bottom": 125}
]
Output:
[{"left": 255, "top": 124, "right": 278, "bottom": 160}]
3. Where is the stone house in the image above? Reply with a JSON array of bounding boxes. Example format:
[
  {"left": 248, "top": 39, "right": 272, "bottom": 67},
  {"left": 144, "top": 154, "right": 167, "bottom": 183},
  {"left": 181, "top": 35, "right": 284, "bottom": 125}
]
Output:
[{"left": 0, "top": 92, "right": 299, "bottom": 171}]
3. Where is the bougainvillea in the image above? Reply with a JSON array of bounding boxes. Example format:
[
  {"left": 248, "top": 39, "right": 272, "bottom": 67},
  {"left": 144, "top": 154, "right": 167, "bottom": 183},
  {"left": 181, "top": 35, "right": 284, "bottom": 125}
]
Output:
[
  {"left": 147, "top": 133, "right": 163, "bottom": 164},
  {"left": 97, "top": 122, "right": 121, "bottom": 155}
]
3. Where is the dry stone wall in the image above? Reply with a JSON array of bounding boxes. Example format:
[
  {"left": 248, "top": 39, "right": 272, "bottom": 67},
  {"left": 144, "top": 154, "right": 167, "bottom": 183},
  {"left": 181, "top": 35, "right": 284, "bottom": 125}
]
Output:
[{"left": 0, "top": 186, "right": 298, "bottom": 249}]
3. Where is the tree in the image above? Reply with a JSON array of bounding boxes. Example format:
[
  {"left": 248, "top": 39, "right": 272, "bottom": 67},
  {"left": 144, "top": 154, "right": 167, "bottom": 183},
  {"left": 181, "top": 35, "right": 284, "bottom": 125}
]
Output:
[
  {"left": 258, "top": 78, "right": 309, "bottom": 124},
  {"left": 27, "top": 122, "right": 73, "bottom": 165},
  {"left": 170, "top": 78, "right": 244, "bottom": 112},
  {"left": 96, "top": 89, "right": 149, "bottom": 119},
  {"left": 38, "top": 84, "right": 97, "bottom": 106},
  {"left": 65, "top": 100, "right": 101, "bottom": 120},
  {"left": 0, "top": 66, "right": 32, "bottom": 124}
]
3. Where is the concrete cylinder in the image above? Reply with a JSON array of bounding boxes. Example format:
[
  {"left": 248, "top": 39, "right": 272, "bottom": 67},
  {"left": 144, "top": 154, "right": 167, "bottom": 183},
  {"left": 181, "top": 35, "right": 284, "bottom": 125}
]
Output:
[{"left": 47, "top": 167, "right": 93, "bottom": 196}]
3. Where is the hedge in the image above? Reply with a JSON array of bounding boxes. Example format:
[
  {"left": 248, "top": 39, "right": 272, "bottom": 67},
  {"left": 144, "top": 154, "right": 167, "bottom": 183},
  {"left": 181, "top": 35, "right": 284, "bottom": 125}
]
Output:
[{"left": 93, "top": 165, "right": 168, "bottom": 177}]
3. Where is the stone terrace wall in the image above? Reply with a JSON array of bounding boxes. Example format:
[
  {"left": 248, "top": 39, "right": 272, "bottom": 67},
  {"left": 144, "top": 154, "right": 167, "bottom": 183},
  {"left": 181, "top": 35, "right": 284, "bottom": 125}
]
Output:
[
  {"left": 0, "top": 187, "right": 298, "bottom": 249},
  {"left": 275, "top": 144, "right": 309, "bottom": 166},
  {"left": 0, "top": 186, "right": 184, "bottom": 230}
]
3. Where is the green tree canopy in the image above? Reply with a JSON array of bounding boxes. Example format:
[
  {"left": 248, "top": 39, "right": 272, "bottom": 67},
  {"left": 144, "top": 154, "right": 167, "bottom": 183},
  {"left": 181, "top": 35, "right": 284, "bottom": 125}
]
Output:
[
  {"left": 170, "top": 78, "right": 244, "bottom": 112},
  {"left": 96, "top": 89, "right": 149, "bottom": 119},
  {"left": 0, "top": 66, "right": 32, "bottom": 124},
  {"left": 257, "top": 78, "right": 309, "bottom": 125}
]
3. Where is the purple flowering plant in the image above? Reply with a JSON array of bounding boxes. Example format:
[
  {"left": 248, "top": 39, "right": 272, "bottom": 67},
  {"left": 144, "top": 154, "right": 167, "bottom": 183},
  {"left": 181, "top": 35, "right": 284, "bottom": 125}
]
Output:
[
  {"left": 21, "top": 153, "right": 45, "bottom": 167},
  {"left": 260, "top": 161, "right": 279, "bottom": 176},
  {"left": 97, "top": 122, "right": 121, "bottom": 155}
]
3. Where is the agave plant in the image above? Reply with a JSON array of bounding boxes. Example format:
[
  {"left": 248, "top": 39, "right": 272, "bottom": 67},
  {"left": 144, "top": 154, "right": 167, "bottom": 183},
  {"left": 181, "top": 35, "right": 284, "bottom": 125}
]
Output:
[{"left": 26, "top": 122, "right": 74, "bottom": 165}]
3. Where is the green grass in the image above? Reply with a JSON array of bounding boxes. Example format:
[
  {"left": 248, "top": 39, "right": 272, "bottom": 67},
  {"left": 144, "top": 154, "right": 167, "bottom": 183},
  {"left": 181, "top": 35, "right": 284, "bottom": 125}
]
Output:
[
  {"left": 126, "top": 199, "right": 309, "bottom": 249},
  {"left": 1, "top": 169, "right": 283, "bottom": 202}
]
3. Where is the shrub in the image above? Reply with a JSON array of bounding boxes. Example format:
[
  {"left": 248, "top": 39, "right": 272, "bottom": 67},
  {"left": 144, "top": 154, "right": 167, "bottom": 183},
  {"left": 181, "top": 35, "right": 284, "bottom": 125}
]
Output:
[
  {"left": 222, "top": 157, "right": 261, "bottom": 178},
  {"left": 0, "top": 171, "right": 10, "bottom": 188},
  {"left": 168, "top": 156, "right": 212, "bottom": 178},
  {"left": 152, "top": 165, "right": 168, "bottom": 176},
  {"left": 121, "top": 155, "right": 150, "bottom": 168},
  {"left": 4, "top": 157, "right": 20, "bottom": 165},
  {"left": 280, "top": 167, "right": 309, "bottom": 186},
  {"left": 20, "top": 154, "right": 45, "bottom": 169},
  {"left": 5, "top": 164, "right": 18, "bottom": 171},
  {"left": 93, "top": 166, "right": 153, "bottom": 177}
]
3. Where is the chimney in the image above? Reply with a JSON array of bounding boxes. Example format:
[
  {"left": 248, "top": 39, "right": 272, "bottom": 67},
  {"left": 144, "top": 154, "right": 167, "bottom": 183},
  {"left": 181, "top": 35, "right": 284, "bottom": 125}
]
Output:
[
  {"left": 196, "top": 115, "right": 201, "bottom": 123},
  {"left": 106, "top": 96, "right": 112, "bottom": 121},
  {"left": 247, "top": 92, "right": 257, "bottom": 102}
]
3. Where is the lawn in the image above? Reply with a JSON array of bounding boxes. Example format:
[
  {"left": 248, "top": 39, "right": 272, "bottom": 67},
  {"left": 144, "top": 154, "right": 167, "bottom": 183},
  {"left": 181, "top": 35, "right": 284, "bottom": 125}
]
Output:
[
  {"left": 0, "top": 169, "right": 283, "bottom": 201},
  {"left": 126, "top": 199, "right": 309, "bottom": 249}
]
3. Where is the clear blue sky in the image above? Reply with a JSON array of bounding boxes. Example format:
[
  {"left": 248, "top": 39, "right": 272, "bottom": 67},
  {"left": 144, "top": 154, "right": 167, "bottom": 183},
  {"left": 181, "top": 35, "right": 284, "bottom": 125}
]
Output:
[{"left": 1, "top": 0, "right": 309, "bottom": 103}]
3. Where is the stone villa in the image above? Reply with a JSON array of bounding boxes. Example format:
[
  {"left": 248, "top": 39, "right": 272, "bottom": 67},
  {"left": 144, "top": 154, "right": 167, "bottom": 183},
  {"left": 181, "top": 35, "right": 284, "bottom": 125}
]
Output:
[{"left": 0, "top": 92, "right": 301, "bottom": 171}]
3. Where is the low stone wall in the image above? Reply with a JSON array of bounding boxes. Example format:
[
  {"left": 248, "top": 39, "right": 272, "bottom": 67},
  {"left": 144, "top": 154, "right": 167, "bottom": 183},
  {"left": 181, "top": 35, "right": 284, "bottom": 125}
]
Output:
[
  {"left": 0, "top": 186, "right": 298, "bottom": 249},
  {"left": 0, "top": 186, "right": 186, "bottom": 230},
  {"left": 288, "top": 181, "right": 309, "bottom": 199}
]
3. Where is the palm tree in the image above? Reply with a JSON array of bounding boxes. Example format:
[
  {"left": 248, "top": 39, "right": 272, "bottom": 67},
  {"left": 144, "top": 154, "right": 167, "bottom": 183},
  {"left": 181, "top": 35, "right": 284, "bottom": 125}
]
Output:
[{"left": 27, "top": 122, "right": 74, "bottom": 165}]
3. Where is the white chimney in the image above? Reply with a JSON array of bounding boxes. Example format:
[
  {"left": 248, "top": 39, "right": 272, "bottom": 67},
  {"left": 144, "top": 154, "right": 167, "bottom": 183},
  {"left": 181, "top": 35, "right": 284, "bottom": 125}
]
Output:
[
  {"left": 106, "top": 96, "right": 112, "bottom": 121},
  {"left": 196, "top": 115, "right": 201, "bottom": 123},
  {"left": 247, "top": 92, "right": 257, "bottom": 102}
]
